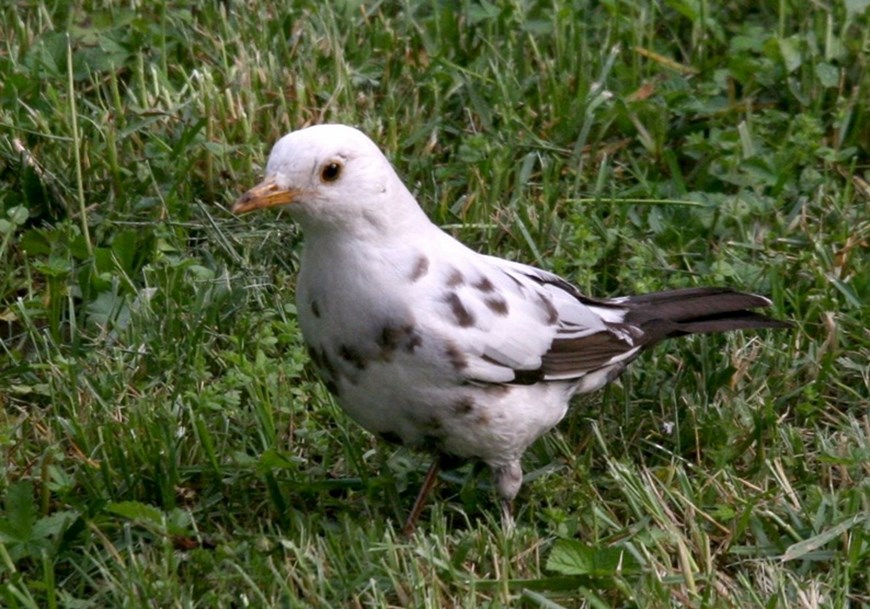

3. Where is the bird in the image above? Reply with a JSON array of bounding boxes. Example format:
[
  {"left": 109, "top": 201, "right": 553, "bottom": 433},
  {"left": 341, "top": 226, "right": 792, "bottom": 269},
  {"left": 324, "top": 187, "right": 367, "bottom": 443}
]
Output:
[{"left": 232, "top": 124, "right": 789, "bottom": 533}]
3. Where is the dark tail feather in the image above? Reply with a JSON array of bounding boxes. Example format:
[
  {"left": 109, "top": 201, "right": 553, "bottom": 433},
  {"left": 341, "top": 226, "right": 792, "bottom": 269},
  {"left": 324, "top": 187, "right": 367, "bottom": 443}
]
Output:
[{"left": 622, "top": 287, "right": 791, "bottom": 342}]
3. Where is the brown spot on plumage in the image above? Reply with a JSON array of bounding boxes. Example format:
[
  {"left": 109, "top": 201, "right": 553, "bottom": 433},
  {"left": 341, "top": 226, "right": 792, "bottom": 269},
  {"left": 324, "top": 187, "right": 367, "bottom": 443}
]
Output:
[
  {"left": 444, "top": 341, "right": 468, "bottom": 371},
  {"left": 307, "top": 345, "right": 340, "bottom": 395},
  {"left": 473, "top": 277, "right": 495, "bottom": 292},
  {"left": 452, "top": 396, "right": 475, "bottom": 415},
  {"left": 311, "top": 300, "right": 321, "bottom": 318},
  {"left": 307, "top": 344, "right": 336, "bottom": 375},
  {"left": 406, "top": 332, "right": 423, "bottom": 352},
  {"left": 484, "top": 296, "right": 509, "bottom": 316},
  {"left": 376, "top": 324, "right": 423, "bottom": 360},
  {"left": 409, "top": 255, "right": 430, "bottom": 282},
  {"left": 339, "top": 344, "right": 367, "bottom": 370},
  {"left": 446, "top": 268, "right": 465, "bottom": 287},
  {"left": 537, "top": 293, "right": 559, "bottom": 325},
  {"left": 444, "top": 292, "right": 475, "bottom": 327},
  {"left": 377, "top": 326, "right": 402, "bottom": 351}
]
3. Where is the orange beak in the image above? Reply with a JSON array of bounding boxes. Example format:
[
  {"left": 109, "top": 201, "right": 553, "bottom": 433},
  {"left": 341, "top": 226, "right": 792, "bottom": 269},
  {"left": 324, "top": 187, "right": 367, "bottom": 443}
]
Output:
[{"left": 232, "top": 176, "right": 304, "bottom": 214}]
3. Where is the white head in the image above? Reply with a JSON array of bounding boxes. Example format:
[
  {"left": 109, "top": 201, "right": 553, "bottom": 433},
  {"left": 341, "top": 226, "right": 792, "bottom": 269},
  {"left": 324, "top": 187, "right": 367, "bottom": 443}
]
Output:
[{"left": 233, "top": 124, "right": 428, "bottom": 237}]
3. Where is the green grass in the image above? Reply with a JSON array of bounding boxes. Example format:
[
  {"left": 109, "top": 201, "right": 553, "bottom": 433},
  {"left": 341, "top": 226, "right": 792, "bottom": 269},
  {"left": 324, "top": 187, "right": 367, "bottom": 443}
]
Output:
[{"left": 1, "top": 0, "right": 868, "bottom": 606}]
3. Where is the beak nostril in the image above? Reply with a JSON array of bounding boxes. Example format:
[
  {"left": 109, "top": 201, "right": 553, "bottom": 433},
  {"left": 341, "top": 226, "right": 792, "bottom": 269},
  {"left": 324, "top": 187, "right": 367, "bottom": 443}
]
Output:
[{"left": 233, "top": 181, "right": 298, "bottom": 214}]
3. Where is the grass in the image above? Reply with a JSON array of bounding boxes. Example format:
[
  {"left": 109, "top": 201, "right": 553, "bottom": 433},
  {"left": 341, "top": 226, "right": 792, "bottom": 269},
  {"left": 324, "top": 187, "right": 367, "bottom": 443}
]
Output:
[{"left": 0, "top": 0, "right": 867, "bottom": 606}]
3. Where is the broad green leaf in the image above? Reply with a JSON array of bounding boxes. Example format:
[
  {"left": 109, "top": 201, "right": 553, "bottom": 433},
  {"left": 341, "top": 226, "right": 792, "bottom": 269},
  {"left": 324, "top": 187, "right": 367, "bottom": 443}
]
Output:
[
  {"left": 814, "top": 62, "right": 839, "bottom": 88},
  {"left": 30, "top": 511, "right": 77, "bottom": 540},
  {"left": 0, "top": 482, "right": 37, "bottom": 538},
  {"left": 7, "top": 206, "right": 29, "bottom": 226},
  {"left": 85, "top": 290, "right": 130, "bottom": 329},
  {"left": 547, "top": 539, "right": 641, "bottom": 576},
  {"left": 778, "top": 37, "right": 803, "bottom": 73},
  {"left": 106, "top": 501, "right": 164, "bottom": 525}
]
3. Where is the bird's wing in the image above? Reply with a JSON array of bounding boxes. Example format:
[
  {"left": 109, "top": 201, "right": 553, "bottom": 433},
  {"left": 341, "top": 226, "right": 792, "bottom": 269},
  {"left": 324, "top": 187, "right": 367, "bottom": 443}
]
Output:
[{"left": 418, "top": 248, "right": 645, "bottom": 386}]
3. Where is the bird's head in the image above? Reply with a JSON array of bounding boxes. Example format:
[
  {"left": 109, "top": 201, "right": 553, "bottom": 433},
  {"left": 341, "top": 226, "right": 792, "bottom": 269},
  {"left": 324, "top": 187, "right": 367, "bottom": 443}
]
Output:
[{"left": 232, "top": 124, "right": 424, "bottom": 236}]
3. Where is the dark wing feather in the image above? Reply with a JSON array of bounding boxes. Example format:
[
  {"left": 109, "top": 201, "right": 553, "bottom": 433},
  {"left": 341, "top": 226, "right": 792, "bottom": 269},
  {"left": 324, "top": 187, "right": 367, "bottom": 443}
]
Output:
[
  {"left": 446, "top": 257, "right": 789, "bottom": 389},
  {"left": 541, "top": 327, "right": 643, "bottom": 376},
  {"left": 498, "top": 269, "right": 790, "bottom": 383},
  {"left": 621, "top": 287, "right": 791, "bottom": 341}
]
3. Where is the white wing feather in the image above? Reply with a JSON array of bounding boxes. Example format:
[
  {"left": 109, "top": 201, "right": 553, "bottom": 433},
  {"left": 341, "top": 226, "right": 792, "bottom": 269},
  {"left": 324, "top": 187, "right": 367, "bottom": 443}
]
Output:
[{"left": 415, "top": 240, "right": 639, "bottom": 386}]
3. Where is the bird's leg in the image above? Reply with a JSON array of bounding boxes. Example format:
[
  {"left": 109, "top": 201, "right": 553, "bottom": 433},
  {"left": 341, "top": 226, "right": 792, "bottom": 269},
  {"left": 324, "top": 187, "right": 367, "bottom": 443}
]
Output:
[
  {"left": 492, "top": 460, "right": 522, "bottom": 533},
  {"left": 402, "top": 459, "right": 440, "bottom": 535},
  {"left": 500, "top": 499, "right": 515, "bottom": 534}
]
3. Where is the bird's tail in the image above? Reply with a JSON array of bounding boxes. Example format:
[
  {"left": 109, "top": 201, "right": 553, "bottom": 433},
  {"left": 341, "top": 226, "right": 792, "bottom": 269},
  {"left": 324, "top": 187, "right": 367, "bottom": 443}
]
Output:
[{"left": 619, "top": 287, "right": 791, "bottom": 342}]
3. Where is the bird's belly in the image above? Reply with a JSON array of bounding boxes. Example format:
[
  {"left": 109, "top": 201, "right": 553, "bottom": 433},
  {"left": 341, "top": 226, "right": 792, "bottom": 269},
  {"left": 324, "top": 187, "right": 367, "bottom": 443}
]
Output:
[
  {"left": 333, "top": 360, "right": 572, "bottom": 465},
  {"left": 295, "top": 269, "right": 572, "bottom": 464}
]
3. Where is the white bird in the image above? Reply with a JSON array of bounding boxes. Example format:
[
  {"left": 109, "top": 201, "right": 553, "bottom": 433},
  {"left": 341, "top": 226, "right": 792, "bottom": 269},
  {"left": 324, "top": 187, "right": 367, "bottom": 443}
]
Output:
[{"left": 233, "top": 124, "right": 788, "bottom": 532}]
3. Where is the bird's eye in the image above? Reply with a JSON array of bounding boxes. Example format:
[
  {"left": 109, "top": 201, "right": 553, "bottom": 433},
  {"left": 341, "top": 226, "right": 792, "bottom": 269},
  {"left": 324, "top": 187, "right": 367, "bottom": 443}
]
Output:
[{"left": 321, "top": 162, "right": 342, "bottom": 183}]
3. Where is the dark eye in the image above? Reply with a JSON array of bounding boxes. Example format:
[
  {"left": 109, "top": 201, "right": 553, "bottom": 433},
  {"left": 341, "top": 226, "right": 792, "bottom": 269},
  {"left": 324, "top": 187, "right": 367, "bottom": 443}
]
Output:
[{"left": 321, "top": 162, "right": 342, "bottom": 182}]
